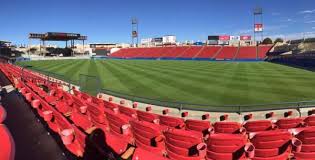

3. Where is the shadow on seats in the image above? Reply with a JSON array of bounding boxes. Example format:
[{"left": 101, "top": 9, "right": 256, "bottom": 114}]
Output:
[{"left": 83, "top": 128, "right": 112, "bottom": 160}]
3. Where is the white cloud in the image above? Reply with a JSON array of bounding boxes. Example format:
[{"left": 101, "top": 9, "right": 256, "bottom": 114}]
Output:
[
  {"left": 312, "top": 27, "right": 315, "bottom": 29},
  {"left": 305, "top": 20, "right": 315, "bottom": 24},
  {"left": 298, "top": 9, "right": 315, "bottom": 14}
]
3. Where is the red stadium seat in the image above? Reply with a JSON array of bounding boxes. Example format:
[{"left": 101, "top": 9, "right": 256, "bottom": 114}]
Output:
[
  {"left": 159, "top": 115, "right": 185, "bottom": 129},
  {"left": 164, "top": 129, "right": 206, "bottom": 160},
  {"left": 70, "top": 96, "right": 94, "bottom": 131},
  {"left": 0, "top": 106, "right": 15, "bottom": 160},
  {"left": 249, "top": 130, "right": 293, "bottom": 160},
  {"left": 129, "top": 120, "right": 166, "bottom": 160},
  {"left": 275, "top": 117, "right": 304, "bottom": 129},
  {"left": 86, "top": 101, "right": 108, "bottom": 132},
  {"left": 291, "top": 126, "right": 315, "bottom": 159},
  {"left": 104, "top": 110, "right": 133, "bottom": 155},
  {"left": 185, "top": 119, "right": 212, "bottom": 137},
  {"left": 243, "top": 120, "right": 275, "bottom": 132},
  {"left": 304, "top": 115, "right": 315, "bottom": 126},
  {"left": 136, "top": 110, "right": 160, "bottom": 124},
  {"left": 213, "top": 122, "right": 244, "bottom": 134},
  {"left": 206, "top": 134, "right": 253, "bottom": 160},
  {"left": 118, "top": 105, "right": 137, "bottom": 119}
]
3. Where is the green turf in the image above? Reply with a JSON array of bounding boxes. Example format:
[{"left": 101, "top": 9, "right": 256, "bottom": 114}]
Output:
[{"left": 17, "top": 59, "right": 315, "bottom": 107}]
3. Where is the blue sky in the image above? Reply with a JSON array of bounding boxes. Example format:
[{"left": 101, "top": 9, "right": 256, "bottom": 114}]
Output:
[{"left": 1, "top": 0, "right": 315, "bottom": 45}]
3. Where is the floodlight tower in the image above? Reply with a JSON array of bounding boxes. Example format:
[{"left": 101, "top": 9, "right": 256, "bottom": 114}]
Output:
[
  {"left": 131, "top": 18, "right": 139, "bottom": 47},
  {"left": 253, "top": 7, "right": 264, "bottom": 43}
]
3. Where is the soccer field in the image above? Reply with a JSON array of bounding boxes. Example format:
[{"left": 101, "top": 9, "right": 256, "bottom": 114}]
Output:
[{"left": 17, "top": 59, "right": 315, "bottom": 107}]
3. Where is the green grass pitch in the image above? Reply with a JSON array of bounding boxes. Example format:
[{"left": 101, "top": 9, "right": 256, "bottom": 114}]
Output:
[{"left": 17, "top": 59, "right": 315, "bottom": 107}]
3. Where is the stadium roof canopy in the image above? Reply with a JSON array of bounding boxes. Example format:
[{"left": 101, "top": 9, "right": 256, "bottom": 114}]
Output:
[{"left": 29, "top": 32, "right": 87, "bottom": 41}]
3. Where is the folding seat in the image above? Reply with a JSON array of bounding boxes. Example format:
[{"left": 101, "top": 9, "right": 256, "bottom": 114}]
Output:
[
  {"left": 70, "top": 96, "right": 93, "bottom": 131},
  {"left": 55, "top": 113, "right": 86, "bottom": 157},
  {"left": 104, "top": 110, "right": 133, "bottom": 155},
  {"left": 136, "top": 110, "right": 160, "bottom": 124},
  {"left": 185, "top": 119, "right": 212, "bottom": 137},
  {"left": 304, "top": 115, "right": 315, "bottom": 126},
  {"left": 249, "top": 130, "right": 294, "bottom": 160},
  {"left": 103, "top": 100, "right": 118, "bottom": 111},
  {"left": 0, "top": 106, "right": 15, "bottom": 160},
  {"left": 159, "top": 115, "right": 185, "bottom": 129},
  {"left": 291, "top": 127, "right": 315, "bottom": 159},
  {"left": 206, "top": 134, "right": 253, "bottom": 160},
  {"left": 213, "top": 122, "right": 245, "bottom": 134},
  {"left": 275, "top": 117, "right": 304, "bottom": 129},
  {"left": 243, "top": 120, "right": 275, "bottom": 132},
  {"left": 118, "top": 105, "right": 137, "bottom": 119},
  {"left": 129, "top": 120, "right": 167, "bottom": 160},
  {"left": 55, "top": 91, "right": 73, "bottom": 115},
  {"left": 72, "top": 89, "right": 82, "bottom": 98},
  {"left": 164, "top": 129, "right": 206, "bottom": 160},
  {"left": 90, "top": 96, "right": 104, "bottom": 107},
  {"left": 79, "top": 92, "right": 92, "bottom": 103},
  {"left": 86, "top": 102, "right": 108, "bottom": 132}
]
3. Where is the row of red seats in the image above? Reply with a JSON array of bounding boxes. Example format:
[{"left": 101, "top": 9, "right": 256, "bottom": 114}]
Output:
[
  {"left": 0, "top": 105, "right": 15, "bottom": 160},
  {"left": 2, "top": 63, "right": 315, "bottom": 159},
  {"left": 109, "top": 45, "right": 273, "bottom": 60}
]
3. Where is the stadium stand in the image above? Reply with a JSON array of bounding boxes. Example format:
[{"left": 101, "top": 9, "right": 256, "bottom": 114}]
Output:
[
  {"left": 109, "top": 45, "right": 271, "bottom": 61},
  {"left": 1, "top": 62, "right": 315, "bottom": 159},
  {"left": 214, "top": 46, "right": 238, "bottom": 60},
  {"left": 235, "top": 46, "right": 257, "bottom": 60},
  {"left": 194, "top": 46, "right": 222, "bottom": 59}
]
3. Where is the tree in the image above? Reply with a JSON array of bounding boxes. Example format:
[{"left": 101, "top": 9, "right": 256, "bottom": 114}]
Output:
[
  {"left": 274, "top": 38, "right": 284, "bottom": 44},
  {"left": 262, "top": 37, "right": 273, "bottom": 44}
]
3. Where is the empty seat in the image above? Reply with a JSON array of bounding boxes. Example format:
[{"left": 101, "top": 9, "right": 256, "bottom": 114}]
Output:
[
  {"left": 243, "top": 120, "right": 274, "bottom": 132},
  {"left": 213, "top": 122, "right": 244, "bottom": 134},
  {"left": 86, "top": 102, "right": 108, "bottom": 132},
  {"left": 118, "top": 105, "right": 137, "bottom": 119},
  {"left": 276, "top": 117, "right": 304, "bottom": 129},
  {"left": 159, "top": 115, "right": 185, "bottom": 129},
  {"left": 70, "top": 96, "right": 94, "bottom": 131},
  {"left": 104, "top": 110, "right": 133, "bottom": 155},
  {"left": 129, "top": 120, "right": 166, "bottom": 160},
  {"left": 164, "top": 129, "right": 206, "bottom": 160},
  {"left": 293, "top": 127, "right": 315, "bottom": 159},
  {"left": 0, "top": 106, "right": 15, "bottom": 160},
  {"left": 250, "top": 130, "right": 292, "bottom": 160},
  {"left": 136, "top": 110, "right": 159, "bottom": 124},
  {"left": 185, "top": 119, "right": 212, "bottom": 136},
  {"left": 206, "top": 134, "right": 252, "bottom": 160},
  {"left": 304, "top": 115, "right": 315, "bottom": 126}
]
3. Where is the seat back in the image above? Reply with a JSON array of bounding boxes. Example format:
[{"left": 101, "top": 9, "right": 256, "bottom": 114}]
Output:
[
  {"left": 213, "top": 122, "right": 242, "bottom": 134},
  {"left": 136, "top": 110, "right": 159, "bottom": 123},
  {"left": 118, "top": 105, "right": 137, "bottom": 119},
  {"left": 130, "top": 120, "right": 164, "bottom": 153},
  {"left": 207, "top": 134, "right": 247, "bottom": 160},
  {"left": 276, "top": 118, "right": 304, "bottom": 129},
  {"left": 164, "top": 129, "right": 204, "bottom": 159},
  {"left": 104, "top": 110, "right": 130, "bottom": 136},
  {"left": 250, "top": 130, "right": 291, "bottom": 158},
  {"left": 185, "top": 119, "right": 211, "bottom": 135},
  {"left": 0, "top": 106, "right": 15, "bottom": 160},
  {"left": 304, "top": 116, "right": 315, "bottom": 126},
  {"left": 244, "top": 120, "right": 273, "bottom": 132},
  {"left": 159, "top": 115, "right": 185, "bottom": 129},
  {"left": 296, "top": 127, "right": 315, "bottom": 145}
]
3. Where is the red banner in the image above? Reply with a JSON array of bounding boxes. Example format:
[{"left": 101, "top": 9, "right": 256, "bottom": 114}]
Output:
[
  {"left": 240, "top": 35, "right": 252, "bottom": 40},
  {"left": 219, "top": 35, "right": 230, "bottom": 41}
]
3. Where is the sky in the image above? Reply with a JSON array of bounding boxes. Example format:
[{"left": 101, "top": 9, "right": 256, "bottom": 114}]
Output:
[{"left": 1, "top": 0, "right": 315, "bottom": 45}]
